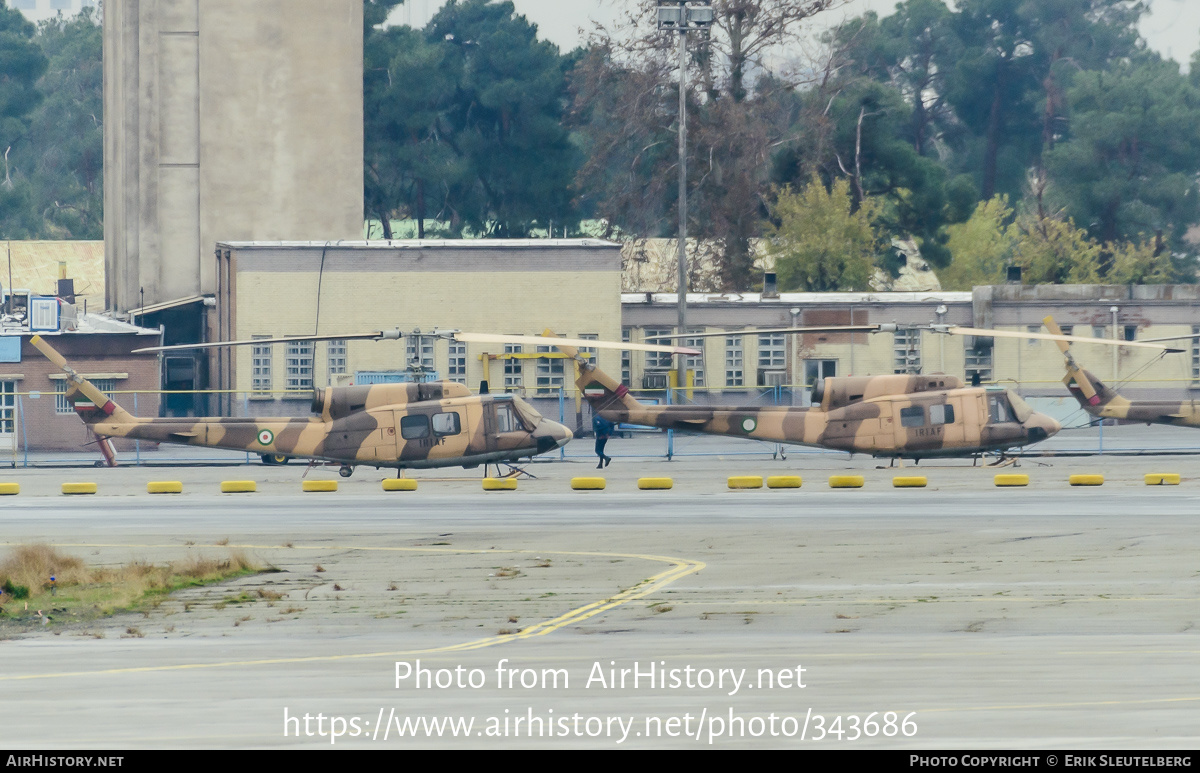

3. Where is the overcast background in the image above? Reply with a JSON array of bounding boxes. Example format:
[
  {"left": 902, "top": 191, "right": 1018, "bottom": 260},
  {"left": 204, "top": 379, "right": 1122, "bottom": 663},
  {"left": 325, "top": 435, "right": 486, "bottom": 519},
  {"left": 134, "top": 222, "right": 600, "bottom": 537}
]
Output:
[{"left": 393, "top": 0, "right": 1200, "bottom": 71}]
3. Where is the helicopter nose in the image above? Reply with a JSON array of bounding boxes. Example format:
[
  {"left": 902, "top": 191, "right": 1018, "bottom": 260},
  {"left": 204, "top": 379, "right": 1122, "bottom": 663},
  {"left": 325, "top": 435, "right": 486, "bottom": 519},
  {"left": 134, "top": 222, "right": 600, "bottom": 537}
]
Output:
[
  {"left": 535, "top": 421, "right": 573, "bottom": 453},
  {"left": 1025, "top": 412, "right": 1061, "bottom": 443}
]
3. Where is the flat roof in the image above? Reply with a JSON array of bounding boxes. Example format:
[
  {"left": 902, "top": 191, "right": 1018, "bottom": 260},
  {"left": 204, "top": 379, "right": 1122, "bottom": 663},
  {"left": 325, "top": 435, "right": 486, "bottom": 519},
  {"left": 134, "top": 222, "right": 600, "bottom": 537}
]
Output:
[{"left": 623, "top": 291, "right": 974, "bottom": 304}]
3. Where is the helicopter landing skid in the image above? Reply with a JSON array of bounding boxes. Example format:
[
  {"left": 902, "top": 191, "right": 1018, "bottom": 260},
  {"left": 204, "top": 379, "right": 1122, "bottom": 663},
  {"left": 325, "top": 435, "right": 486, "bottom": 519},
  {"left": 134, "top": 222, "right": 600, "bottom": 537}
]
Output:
[{"left": 486, "top": 462, "right": 538, "bottom": 480}]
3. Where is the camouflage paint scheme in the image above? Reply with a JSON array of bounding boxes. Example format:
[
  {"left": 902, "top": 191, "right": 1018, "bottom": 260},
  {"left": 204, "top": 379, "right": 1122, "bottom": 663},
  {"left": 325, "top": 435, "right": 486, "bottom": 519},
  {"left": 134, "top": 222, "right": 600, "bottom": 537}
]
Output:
[
  {"left": 1044, "top": 316, "right": 1200, "bottom": 428},
  {"left": 557, "top": 342, "right": 1061, "bottom": 460},
  {"left": 32, "top": 336, "right": 572, "bottom": 471}
]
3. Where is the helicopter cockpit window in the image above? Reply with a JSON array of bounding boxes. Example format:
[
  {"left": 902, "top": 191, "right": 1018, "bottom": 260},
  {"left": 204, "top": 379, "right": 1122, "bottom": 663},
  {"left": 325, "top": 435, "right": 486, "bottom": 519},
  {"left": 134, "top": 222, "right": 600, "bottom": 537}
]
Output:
[
  {"left": 400, "top": 414, "right": 431, "bottom": 439},
  {"left": 988, "top": 394, "right": 1014, "bottom": 424},
  {"left": 1005, "top": 392, "right": 1034, "bottom": 423},
  {"left": 495, "top": 403, "right": 524, "bottom": 433},
  {"left": 511, "top": 396, "right": 542, "bottom": 430},
  {"left": 929, "top": 404, "right": 955, "bottom": 425},
  {"left": 900, "top": 406, "right": 925, "bottom": 428},
  {"left": 432, "top": 411, "right": 461, "bottom": 436}
]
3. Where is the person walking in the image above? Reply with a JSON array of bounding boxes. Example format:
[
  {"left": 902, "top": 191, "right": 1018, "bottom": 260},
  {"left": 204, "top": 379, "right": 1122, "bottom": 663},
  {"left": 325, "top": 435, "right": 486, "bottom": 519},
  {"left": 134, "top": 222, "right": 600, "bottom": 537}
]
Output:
[{"left": 592, "top": 412, "right": 614, "bottom": 468}]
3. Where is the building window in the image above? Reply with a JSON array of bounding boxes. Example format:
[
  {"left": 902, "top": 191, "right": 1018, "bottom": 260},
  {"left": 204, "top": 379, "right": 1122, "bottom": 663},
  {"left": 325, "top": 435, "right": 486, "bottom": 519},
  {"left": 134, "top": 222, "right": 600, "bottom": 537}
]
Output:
[
  {"left": 893, "top": 329, "right": 921, "bottom": 373},
  {"left": 448, "top": 341, "right": 466, "bottom": 383},
  {"left": 621, "top": 328, "right": 632, "bottom": 387},
  {"left": 536, "top": 345, "right": 564, "bottom": 395},
  {"left": 327, "top": 340, "right": 347, "bottom": 379},
  {"left": 1124, "top": 325, "right": 1137, "bottom": 342},
  {"left": 684, "top": 328, "right": 705, "bottom": 387},
  {"left": 804, "top": 359, "right": 836, "bottom": 387},
  {"left": 758, "top": 333, "right": 785, "bottom": 369},
  {"left": 0, "top": 381, "right": 13, "bottom": 434},
  {"left": 504, "top": 342, "right": 523, "bottom": 391},
  {"left": 965, "top": 340, "right": 993, "bottom": 383},
  {"left": 1027, "top": 325, "right": 1041, "bottom": 346},
  {"left": 286, "top": 340, "right": 313, "bottom": 391},
  {"left": 1092, "top": 324, "right": 1107, "bottom": 339},
  {"left": 644, "top": 327, "right": 673, "bottom": 370},
  {"left": 56, "top": 379, "right": 115, "bottom": 415},
  {"left": 406, "top": 336, "right": 434, "bottom": 374},
  {"left": 1192, "top": 326, "right": 1200, "bottom": 382},
  {"left": 725, "top": 335, "right": 743, "bottom": 387},
  {"left": 252, "top": 337, "right": 272, "bottom": 394}
]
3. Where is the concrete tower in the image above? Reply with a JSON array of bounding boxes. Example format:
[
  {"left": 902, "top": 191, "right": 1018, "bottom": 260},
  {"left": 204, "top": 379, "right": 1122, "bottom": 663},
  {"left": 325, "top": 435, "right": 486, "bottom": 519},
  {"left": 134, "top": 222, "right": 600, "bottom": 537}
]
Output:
[{"left": 104, "top": 0, "right": 364, "bottom": 315}]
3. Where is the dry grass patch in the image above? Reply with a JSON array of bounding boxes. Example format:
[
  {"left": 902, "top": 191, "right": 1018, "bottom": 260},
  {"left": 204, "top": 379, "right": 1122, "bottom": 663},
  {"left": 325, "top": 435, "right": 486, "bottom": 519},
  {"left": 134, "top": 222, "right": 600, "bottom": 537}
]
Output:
[{"left": 0, "top": 544, "right": 263, "bottom": 625}]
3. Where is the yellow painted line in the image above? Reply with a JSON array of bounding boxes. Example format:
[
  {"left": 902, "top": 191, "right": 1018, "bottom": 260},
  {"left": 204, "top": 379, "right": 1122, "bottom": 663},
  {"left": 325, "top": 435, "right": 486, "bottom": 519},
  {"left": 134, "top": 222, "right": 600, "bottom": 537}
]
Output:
[{"left": 0, "top": 543, "right": 705, "bottom": 681}]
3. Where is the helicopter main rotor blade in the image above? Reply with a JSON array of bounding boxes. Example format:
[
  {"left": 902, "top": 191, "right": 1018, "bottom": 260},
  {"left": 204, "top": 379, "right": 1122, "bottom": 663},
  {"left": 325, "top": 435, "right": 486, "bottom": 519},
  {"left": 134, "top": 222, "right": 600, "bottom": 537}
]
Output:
[
  {"left": 452, "top": 332, "right": 698, "bottom": 355},
  {"left": 945, "top": 326, "right": 1182, "bottom": 353},
  {"left": 132, "top": 330, "right": 406, "bottom": 354},
  {"left": 650, "top": 325, "right": 895, "bottom": 340}
]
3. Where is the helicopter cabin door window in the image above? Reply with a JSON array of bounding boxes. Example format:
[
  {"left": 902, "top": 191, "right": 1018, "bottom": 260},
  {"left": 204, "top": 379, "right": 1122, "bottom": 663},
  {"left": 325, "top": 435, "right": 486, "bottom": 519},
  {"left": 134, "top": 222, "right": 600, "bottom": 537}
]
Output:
[
  {"left": 987, "top": 393, "right": 1014, "bottom": 424},
  {"left": 432, "top": 411, "right": 461, "bottom": 436},
  {"left": 929, "top": 403, "right": 955, "bottom": 425},
  {"left": 495, "top": 403, "right": 521, "bottom": 433},
  {"left": 899, "top": 405, "right": 925, "bottom": 428},
  {"left": 400, "top": 415, "right": 431, "bottom": 440}
]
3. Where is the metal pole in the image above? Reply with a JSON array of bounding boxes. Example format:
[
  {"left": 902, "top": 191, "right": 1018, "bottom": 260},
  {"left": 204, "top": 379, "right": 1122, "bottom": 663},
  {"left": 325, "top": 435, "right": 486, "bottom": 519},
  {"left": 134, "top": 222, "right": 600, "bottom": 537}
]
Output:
[{"left": 675, "top": 12, "right": 688, "bottom": 394}]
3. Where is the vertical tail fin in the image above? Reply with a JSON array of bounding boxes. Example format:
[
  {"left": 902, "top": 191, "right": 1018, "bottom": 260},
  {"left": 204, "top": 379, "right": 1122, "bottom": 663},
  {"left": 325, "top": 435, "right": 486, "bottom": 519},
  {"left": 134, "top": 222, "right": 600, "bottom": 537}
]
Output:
[
  {"left": 1043, "top": 316, "right": 1102, "bottom": 406},
  {"left": 30, "top": 335, "right": 133, "bottom": 423}
]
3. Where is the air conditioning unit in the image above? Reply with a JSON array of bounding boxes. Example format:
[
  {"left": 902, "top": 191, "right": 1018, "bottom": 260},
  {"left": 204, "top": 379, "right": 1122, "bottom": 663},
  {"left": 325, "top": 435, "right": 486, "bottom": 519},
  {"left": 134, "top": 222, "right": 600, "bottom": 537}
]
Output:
[
  {"left": 642, "top": 371, "right": 669, "bottom": 390},
  {"left": 759, "top": 370, "right": 788, "bottom": 388},
  {"left": 29, "top": 297, "right": 60, "bottom": 332}
]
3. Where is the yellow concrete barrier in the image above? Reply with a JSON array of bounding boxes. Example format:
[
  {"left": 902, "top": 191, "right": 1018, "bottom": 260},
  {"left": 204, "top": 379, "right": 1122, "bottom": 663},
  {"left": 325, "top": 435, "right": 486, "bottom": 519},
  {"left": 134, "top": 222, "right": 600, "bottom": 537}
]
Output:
[
  {"left": 571, "top": 477, "right": 606, "bottom": 490},
  {"left": 302, "top": 480, "right": 338, "bottom": 493},
  {"left": 483, "top": 478, "right": 517, "bottom": 491},
  {"left": 727, "top": 476, "right": 764, "bottom": 489},
  {"left": 0, "top": 482, "right": 20, "bottom": 495},
  {"left": 382, "top": 478, "right": 418, "bottom": 492},
  {"left": 766, "top": 475, "right": 802, "bottom": 489},
  {"left": 638, "top": 477, "right": 673, "bottom": 490},
  {"left": 829, "top": 475, "right": 865, "bottom": 489},
  {"left": 893, "top": 476, "right": 927, "bottom": 488},
  {"left": 994, "top": 474, "right": 1029, "bottom": 487},
  {"left": 61, "top": 482, "right": 97, "bottom": 495},
  {"left": 1068, "top": 474, "right": 1104, "bottom": 486},
  {"left": 220, "top": 480, "right": 257, "bottom": 493},
  {"left": 1145, "top": 473, "right": 1180, "bottom": 486},
  {"left": 147, "top": 481, "right": 183, "bottom": 494}
]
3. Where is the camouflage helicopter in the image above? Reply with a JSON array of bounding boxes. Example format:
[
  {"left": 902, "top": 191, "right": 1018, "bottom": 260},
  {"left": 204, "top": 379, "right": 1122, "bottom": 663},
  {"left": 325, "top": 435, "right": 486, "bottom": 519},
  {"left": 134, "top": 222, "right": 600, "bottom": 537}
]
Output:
[
  {"left": 1042, "top": 315, "right": 1196, "bottom": 427},
  {"left": 553, "top": 322, "right": 1176, "bottom": 464},
  {"left": 34, "top": 332, "right": 693, "bottom": 477}
]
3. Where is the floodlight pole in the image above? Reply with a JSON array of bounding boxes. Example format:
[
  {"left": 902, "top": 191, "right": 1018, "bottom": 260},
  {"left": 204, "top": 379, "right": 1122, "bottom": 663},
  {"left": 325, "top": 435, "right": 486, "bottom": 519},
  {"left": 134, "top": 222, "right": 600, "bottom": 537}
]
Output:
[{"left": 657, "top": 2, "right": 711, "bottom": 394}]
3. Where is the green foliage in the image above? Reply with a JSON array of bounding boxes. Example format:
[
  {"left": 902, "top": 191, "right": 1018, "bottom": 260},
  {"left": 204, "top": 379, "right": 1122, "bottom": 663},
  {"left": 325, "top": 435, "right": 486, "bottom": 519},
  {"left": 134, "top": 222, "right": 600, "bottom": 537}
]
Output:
[
  {"left": 941, "top": 196, "right": 1017, "bottom": 289},
  {"left": 365, "top": 0, "right": 581, "bottom": 238},
  {"left": 767, "top": 177, "right": 884, "bottom": 292},
  {"left": 2, "top": 578, "right": 30, "bottom": 600},
  {"left": 1045, "top": 58, "right": 1200, "bottom": 249}
]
